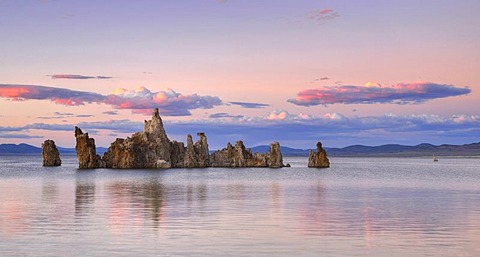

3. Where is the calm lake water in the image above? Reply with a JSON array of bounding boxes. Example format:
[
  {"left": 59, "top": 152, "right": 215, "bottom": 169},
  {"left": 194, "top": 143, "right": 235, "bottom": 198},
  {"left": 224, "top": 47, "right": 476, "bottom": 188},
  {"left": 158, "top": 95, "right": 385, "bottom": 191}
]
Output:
[{"left": 0, "top": 155, "right": 479, "bottom": 256}]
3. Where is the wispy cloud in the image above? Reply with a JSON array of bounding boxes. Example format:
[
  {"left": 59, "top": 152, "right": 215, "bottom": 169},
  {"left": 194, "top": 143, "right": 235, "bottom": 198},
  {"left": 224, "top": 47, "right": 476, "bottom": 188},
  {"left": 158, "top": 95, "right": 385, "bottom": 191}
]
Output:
[
  {"left": 54, "top": 112, "right": 74, "bottom": 116},
  {"left": 312, "top": 77, "right": 329, "bottom": 83},
  {"left": 209, "top": 113, "right": 244, "bottom": 119},
  {"left": 48, "top": 74, "right": 113, "bottom": 80},
  {"left": 102, "top": 111, "right": 118, "bottom": 116},
  {"left": 0, "top": 133, "right": 43, "bottom": 139},
  {"left": 0, "top": 84, "right": 223, "bottom": 116},
  {"left": 229, "top": 101, "right": 270, "bottom": 109},
  {"left": 0, "top": 84, "right": 105, "bottom": 106},
  {"left": 308, "top": 8, "right": 339, "bottom": 23},
  {"left": 288, "top": 82, "right": 472, "bottom": 106}
]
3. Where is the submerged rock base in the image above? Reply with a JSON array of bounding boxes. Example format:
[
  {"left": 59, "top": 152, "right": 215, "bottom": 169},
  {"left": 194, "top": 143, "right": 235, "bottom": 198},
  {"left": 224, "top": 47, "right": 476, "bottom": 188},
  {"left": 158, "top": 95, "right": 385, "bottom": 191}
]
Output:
[
  {"left": 75, "top": 108, "right": 284, "bottom": 169},
  {"left": 42, "top": 139, "right": 62, "bottom": 166}
]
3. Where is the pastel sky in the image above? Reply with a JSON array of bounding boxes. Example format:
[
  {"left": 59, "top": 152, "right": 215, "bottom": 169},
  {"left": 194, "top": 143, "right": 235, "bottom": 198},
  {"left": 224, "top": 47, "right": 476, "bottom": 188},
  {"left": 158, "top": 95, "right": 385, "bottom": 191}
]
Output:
[{"left": 1, "top": 0, "right": 479, "bottom": 149}]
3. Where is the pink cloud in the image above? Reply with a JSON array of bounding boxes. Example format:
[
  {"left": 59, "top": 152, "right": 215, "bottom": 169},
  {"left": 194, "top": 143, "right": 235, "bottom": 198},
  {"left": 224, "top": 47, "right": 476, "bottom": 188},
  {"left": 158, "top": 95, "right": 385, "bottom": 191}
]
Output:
[
  {"left": 105, "top": 87, "right": 222, "bottom": 116},
  {"left": 0, "top": 87, "right": 32, "bottom": 99},
  {"left": 0, "top": 84, "right": 104, "bottom": 105},
  {"left": 319, "top": 9, "right": 333, "bottom": 15},
  {"left": 288, "top": 82, "right": 471, "bottom": 106},
  {"left": 308, "top": 8, "right": 339, "bottom": 22},
  {"left": 0, "top": 84, "right": 222, "bottom": 116}
]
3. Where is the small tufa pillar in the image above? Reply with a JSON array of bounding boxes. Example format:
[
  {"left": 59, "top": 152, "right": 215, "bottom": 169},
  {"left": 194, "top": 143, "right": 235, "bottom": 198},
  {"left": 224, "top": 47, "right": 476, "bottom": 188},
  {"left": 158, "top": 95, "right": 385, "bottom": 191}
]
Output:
[
  {"left": 308, "top": 142, "right": 330, "bottom": 168},
  {"left": 42, "top": 139, "right": 62, "bottom": 166}
]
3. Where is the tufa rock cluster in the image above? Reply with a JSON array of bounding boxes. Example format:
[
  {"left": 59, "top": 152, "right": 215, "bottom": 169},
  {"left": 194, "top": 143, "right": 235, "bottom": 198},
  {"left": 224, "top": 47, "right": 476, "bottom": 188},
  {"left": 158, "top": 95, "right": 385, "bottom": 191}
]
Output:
[
  {"left": 42, "top": 139, "right": 62, "bottom": 166},
  {"left": 210, "top": 141, "right": 284, "bottom": 168},
  {"left": 308, "top": 142, "right": 330, "bottom": 168},
  {"left": 100, "top": 108, "right": 210, "bottom": 169},
  {"left": 74, "top": 108, "right": 285, "bottom": 169}
]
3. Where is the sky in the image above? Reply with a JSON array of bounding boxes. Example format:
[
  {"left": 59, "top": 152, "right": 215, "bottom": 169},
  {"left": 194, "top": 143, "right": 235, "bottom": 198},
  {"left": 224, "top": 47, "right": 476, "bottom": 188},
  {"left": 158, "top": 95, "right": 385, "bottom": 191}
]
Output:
[{"left": 0, "top": 0, "right": 479, "bottom": 149}]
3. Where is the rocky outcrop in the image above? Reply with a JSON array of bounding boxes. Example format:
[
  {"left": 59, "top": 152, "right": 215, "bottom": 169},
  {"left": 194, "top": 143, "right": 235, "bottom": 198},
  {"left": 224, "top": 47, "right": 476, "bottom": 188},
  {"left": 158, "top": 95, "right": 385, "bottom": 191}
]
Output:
[
  {"left": 98, "top": 108, "right": 210, "bottom": 169},
  {"left": 267, "top": 142, "right": 283, "bottom": 168},
  {"left": 184, "top": 133, "right": 210, "bottom": 168},
  {"left": 75, "top": 127, "right": 105, "bottom": 169},
  {"left": 102, "top": 108, "right": 173, "bottom": 169},
  {"left": 170, "top": 140, "right": 185, "bottom": 168},
  {"left": 74, "top": 108, "right": 284, "bottom": 169},
  {"left": 308, "top": 142, "right": 330, "bottom": 168},
  {"left": 210, "top": 141, "right": 284, "bottom": 168},
  {"left": 42, "top": 139, "right": 61, "bottom": 166}
]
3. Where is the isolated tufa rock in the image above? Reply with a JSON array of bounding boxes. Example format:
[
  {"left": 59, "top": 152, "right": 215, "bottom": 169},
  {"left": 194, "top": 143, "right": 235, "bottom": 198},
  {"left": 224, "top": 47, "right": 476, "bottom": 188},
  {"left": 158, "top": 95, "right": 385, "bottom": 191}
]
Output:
[
  {"left": 75, "top": 127, "right": 105, "bottom": 169},
  {"left": 308, "top": 142, "right": 330, "bottom": 168},
  {"left": 210, "top": 140, "right": 284, "bottom": 168},
  {"left": 42, "top": 139, "right": 62, "bottom": 166},
  {"left": 267, "top": 142, "right": 283, "bottom": 168}
]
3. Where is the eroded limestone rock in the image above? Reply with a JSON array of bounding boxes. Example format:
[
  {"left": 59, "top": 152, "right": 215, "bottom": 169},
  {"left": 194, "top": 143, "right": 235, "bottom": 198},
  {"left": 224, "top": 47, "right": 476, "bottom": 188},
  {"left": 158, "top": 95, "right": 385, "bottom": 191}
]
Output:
[
  {"left": 102, "top": 109, "right": 172, "bottom": 169},
  {"left": 267, "top": 142, "right": 283, "bottom": 168},
  {"left": 308, "top": 142, "right": 330, "bottom": 168},
  {"left": 99, "top": 108, "right": 209, "bottom": 169},
  {"left": 75, "top": 127, "right": 105, "bottom": 169},
  {"left": 210, "top": 141, "right": 284, "bottom": 168},
  {"left": 42, "top": 139, "right": 61, "bottom": 166},
  {"left": 184, "top": 133, "right": 210, "bottom": 168},
  {"left": 74, "top": 108, "right": 284, "bottom": 169}
]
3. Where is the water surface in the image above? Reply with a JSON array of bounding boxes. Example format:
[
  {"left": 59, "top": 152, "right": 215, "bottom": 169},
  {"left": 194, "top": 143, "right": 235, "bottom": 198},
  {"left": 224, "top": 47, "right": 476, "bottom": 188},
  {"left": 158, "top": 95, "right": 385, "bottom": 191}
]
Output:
[{"left": 1, "top": 155, "right": 479, "bottom": 256}]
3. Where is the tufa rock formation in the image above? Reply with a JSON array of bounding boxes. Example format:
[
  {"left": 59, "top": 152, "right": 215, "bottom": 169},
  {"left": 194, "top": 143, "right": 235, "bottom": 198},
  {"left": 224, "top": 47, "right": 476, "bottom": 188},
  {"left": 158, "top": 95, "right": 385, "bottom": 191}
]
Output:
[
  {"left": 90, "top": 108, "right": 210, "bottom": 169},
  {"left": 75, "top": 108, "right": 285, "bottom": 169},
  {"left": 75, "top": 127, "right": 105, "bottom": 169},
  {"left": 308, "top": 142, "right": 330, "bottom": 168},
  {"left": 210, "top": 141, "right": 284, "bottom": 168},
  {"left": 267, "top": 142, "right": 284, "bottom": 168},
  {"left": 102, "top": 108, "right": 173, "bottom": 169},
  {"left": 42, "top": 139, "right": 62, "bottom": 166},
  {"left": 184, "top": 133, "right": 210, "bottom": 168}
]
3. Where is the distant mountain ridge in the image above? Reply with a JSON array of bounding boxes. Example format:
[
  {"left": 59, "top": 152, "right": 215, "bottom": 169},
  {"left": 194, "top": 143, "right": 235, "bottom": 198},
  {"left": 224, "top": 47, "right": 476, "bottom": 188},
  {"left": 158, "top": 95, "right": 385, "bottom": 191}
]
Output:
[
  {"left": 0, "top": 144, "right": 107, "bottom": 155},
  {"left": 1, "top": 142, "right": 479, "bottom": 157},
  {"left": 253, "top": 142, "right": 480, "bottom": 157}
]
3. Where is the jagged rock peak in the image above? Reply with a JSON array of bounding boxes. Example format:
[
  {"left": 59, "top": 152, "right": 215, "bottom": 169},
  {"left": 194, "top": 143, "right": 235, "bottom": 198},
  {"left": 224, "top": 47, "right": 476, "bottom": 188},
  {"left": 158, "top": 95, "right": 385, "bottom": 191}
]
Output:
[
  {"left": 308, "top": 141, "right": 330, "bottom": 168},
  {"left": 144, "top": 108, "right": 167, "bottom": 136},
  {"left": 75, "top": 126, "right": 83, "bottom": 137},
  {"left": 75, "top": 127, "right": 105, "bottom": 169},
  {"left": 42, "top": 139, "right": 62, "bottom": 166}
]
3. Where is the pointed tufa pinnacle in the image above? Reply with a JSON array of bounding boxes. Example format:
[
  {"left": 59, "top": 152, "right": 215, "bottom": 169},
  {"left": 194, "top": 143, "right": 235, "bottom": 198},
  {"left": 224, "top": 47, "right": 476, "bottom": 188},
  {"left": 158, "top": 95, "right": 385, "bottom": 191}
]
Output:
[
  {"left": 74, "top": 126, "right": 83, "bottom": 137},
  {"left": 153, "top": 108, "right": 160, "bottom": 118}
]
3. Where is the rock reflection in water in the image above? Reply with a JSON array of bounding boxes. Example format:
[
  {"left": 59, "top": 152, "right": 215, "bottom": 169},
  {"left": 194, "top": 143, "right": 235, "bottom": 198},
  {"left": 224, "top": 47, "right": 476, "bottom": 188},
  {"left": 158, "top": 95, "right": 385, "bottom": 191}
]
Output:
[
  {"left": 105, "top": 178, "right": 211, "bottom": 230},
  {"left": 42, "top": 181, "right": 58, "bottom": 202},
  {"left": 75, "top": 181, "right": 95, "bottom": 217}
]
